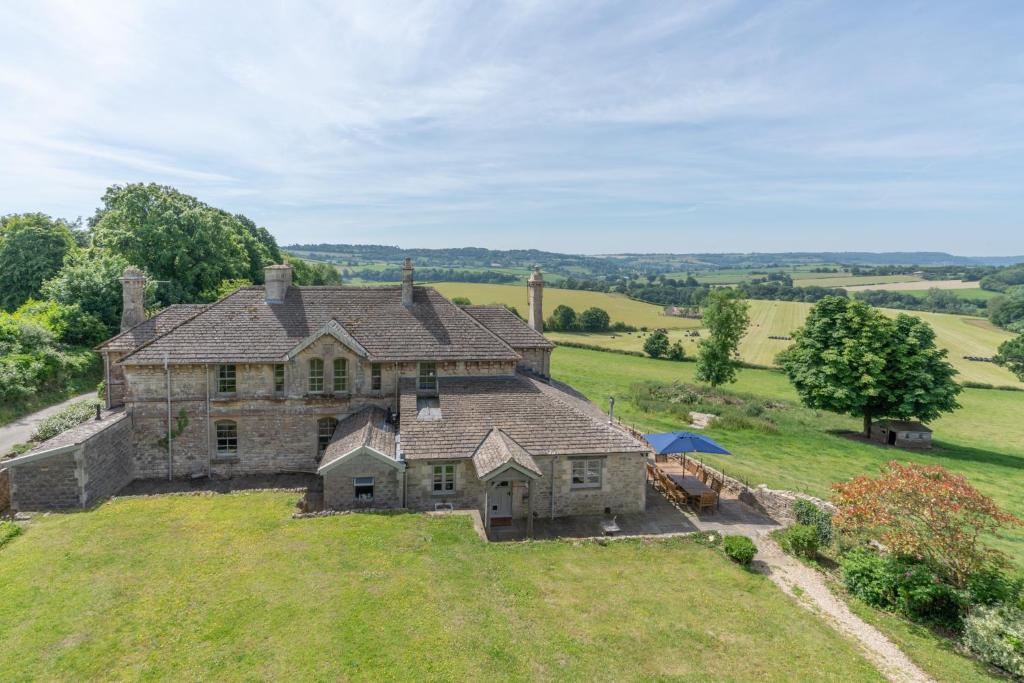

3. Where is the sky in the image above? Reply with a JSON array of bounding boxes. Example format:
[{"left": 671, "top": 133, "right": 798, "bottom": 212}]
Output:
[{"left": 1, "top": 1, "right": 1022, "bottom": 255}]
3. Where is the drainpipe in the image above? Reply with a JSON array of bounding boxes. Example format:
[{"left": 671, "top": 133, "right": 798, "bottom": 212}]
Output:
[
  {"left": 165, "top": 354, "right": 172, "bottom": 481},
  {"left": 549, "top": 457, "right": 556, "bottom": 519},
  {"left": 206, "top": 364, "right": 212, "bottom": 477}
]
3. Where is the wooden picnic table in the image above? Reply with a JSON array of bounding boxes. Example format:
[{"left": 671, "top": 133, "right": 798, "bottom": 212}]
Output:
[{"left": 668, "top": 473, "right": 711, "bottom": 497}]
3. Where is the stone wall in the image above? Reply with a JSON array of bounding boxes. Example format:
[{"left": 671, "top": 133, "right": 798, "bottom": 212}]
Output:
[
  {"left": 516, "top": 347, "right": 551, "bottom": 377},
  {"left": 322, "top": 452, "right": 402, "bottom": 509},
  {"left": 80, "top": 415, "right": 134, "bottom": 506},
  {"left": 0, "top": 469, "right": 10, "bottom": 513},
  {"left": 10, "top": 451, "right": 80, "bottom": 510},
  {"left": 405, "top": 460, "right": 485, "bottom": 512}
]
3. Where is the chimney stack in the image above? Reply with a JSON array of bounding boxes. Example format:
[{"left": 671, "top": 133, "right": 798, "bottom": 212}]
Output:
[
  {"left": 264, "top": 264, "right": 293, "bottom": 304},
  {"left": 527, "top": 266, "right": 544, "bottom": 332},
  {"left": 402, "top": 257, "right": 414, "bottom": 307},
  {"left": 119, "top": 266, "right": 146, "bottom": 332}
]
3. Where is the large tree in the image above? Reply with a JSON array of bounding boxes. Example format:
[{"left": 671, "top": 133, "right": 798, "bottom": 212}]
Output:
[
  {"left": 695, "top": 288, "right": 750, "bottom": 387},
  {"left": 995, "top": 335, "right": 1024, "bottom": 382},
  {"left": 89, "top": 183, "right": 281, "bottom": 303},
  {"left": 0, "top": 213, "right": 75, "bottom": 311},
  {"left": 578, "top": 307, "right": 610, "bottom": 332},
  {"left": 778, "top": 296, "right": 961, "bottom": 436}
]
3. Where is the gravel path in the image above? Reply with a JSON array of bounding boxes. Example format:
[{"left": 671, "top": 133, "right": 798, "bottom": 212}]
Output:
[
  {"left": 753, "top": 532, "right": 934, "bottom": 683},
  {"left": 0, "top": 393, "right": 96, "bottom": 456}
]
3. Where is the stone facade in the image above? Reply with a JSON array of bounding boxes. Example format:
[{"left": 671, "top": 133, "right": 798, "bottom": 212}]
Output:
[
  {"left": 10, "top": 451, "right": 80, "bottom": 510},
  {"left": 870, "top": 421, "right": 933, "bottom": 449},
  {"left": 0, "top": 469, "right": 11, "bottom": 513},
  {"left": 516, "top": 347, "right": 551, "bottom": 377},
  {"left": 322, "top": 451, "right": 402, "bottom": 509}
]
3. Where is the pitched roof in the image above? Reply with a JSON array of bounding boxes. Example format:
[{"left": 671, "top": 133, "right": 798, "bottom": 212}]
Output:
[
  {"left": 97, "top": 304, "right": 208, "bottom": 352},
  {"left": 319, "top": 407, "right": 397, "bottom": 471},
  {"left": 472, "top": 428, "right": 542, "bottom": 479},
  {"left": 398, "top": 374, "right": 646, "bottom": 460},
  {"left": 462, "top": 306, "right": 554, "bottom": 349},
  {"left": 2, "top": 410, "right": 127, "bottom": 470},
  {"left": 119, "top": 286, "right": 520, "bottom": 365},
  {"left": 876, "top": 420, "right": 932, "bottom": 432}
]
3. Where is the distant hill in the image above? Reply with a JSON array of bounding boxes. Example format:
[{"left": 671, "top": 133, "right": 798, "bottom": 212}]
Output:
[{"left": 284, "top": 243, "right": 1024, "bottom": 274}]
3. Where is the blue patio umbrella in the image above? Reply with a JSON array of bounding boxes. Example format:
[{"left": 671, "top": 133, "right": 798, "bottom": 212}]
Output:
[{"left": 643, "top": 431, "right": 731, "bottom": 456}]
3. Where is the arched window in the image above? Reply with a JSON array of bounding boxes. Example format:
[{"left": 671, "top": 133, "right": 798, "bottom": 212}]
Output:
[
  {"left": 215, "top": 420, "right": 238, "bottom": 457},
  {"left": 317, "top": 417, "right": 338, "bottom": 455},
  {"left": 309, "top": 358, "right": 324, "bottom": 393},
  {"left": 333, "top": 358, "right": 348, "bottom": 392}
]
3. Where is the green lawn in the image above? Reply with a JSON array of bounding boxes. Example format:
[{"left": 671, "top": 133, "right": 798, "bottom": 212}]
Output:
[
  {"left": 551, "top": 346, "right": 1024, "bottom": 564},
  {"left": 0, "top": 493, "right": 884, "bottom": 682}
]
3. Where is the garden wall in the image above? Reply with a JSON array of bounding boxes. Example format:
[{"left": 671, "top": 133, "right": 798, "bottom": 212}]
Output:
[{"left": 0, "top": 470, "right": 10, "bottom": 513}]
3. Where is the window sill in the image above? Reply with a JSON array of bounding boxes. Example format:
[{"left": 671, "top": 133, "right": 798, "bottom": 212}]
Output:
[
  {"left": 213, "top": 455, "right": 240, "bottom": 464},
  {"left": 570, "top": 485, "right": 602, "bottom": 491},
  {"left": 431, "top": 490, "right": 456, "bottom": 497}
]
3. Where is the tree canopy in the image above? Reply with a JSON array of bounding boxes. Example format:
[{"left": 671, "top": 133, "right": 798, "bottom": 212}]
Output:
[
  {"left": 695, "top": 288, "right": 749, "bottom": 387},
  {"left": 778, "top": 296, "right": 961, "bottom": 435},
  {"left": 643, "top": 329, "right": 669, "bottom": 358},
  {"left": 89, "top": 183, "right": 281, "bottom": 303},
  {"left": 995, "top": 335, "right": 1024, "bottom": 382},
  {"left": 0, "top": 213, "right": 76, "bottom": 311},
  {"left": 578, "top": 307, "right": 611, "bottom": 332},
  {"left": 546, "top": 304, "right": 578, "bottom": 332}
]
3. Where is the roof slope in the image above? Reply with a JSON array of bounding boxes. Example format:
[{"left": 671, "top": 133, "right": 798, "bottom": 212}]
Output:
[
  {"left": 462, "top": 306, "right": 554, "bottom": 348},
  {"left": 120, "top": 286, "right": 520, "bottom": 364},
  {"left": 319, "top": 407, "right": 397, "bottom": 470},
  {"left": 398, "top": 374, "right": 646, "bottom": 460},
  {"left": 97, "top": 304, "right": 208, "bottom": 352},
  {"left": 472, "top": 428, "right": 542, "bottom": 479}
]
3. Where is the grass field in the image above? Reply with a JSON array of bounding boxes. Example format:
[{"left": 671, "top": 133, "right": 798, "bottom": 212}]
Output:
[
  {"left": 0, "top": 493, "right": 884, "bottom": 681},
  {"left": 897, "top": 287, "right": 1001, "bottom": 301},
  {"left": 551, "top": 346, "right": 1024, "bottom": 565},
  {"left": 794, "top": 275, "right": 922, "bottom": 288},
  {"left": 431, "top": 282, "right": 701, "bottom": 330}
]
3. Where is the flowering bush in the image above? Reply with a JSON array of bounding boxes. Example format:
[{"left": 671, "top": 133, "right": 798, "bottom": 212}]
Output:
[
  {"left": 832, "top": 461, "right": 1021, "bottom": 586},
  {"left": 962, "top": 605, "right": 1024, "bottom": 677}
]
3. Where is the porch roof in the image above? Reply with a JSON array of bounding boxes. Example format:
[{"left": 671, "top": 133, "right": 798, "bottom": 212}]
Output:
[{"left": 472, "top": 429, "right": 542, "bottom": 480}]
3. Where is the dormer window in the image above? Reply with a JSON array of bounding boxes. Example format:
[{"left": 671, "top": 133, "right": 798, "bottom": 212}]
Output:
[
  {"left": 217, "top": 365, "right": 236, "bottom": 393},
  {"left": 418, "top": 362, "right": 437, "bottom": 392},
  {"left": 308, "top": 358, "right": 324, "bottom": 393},
  {"left": 333, "top": 358, "right": 348, "bottom": 392}
]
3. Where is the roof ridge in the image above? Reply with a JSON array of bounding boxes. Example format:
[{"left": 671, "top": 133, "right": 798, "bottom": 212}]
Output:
[
  {"left": 117, "top": 289, "right": 244, "bottom": 364},
  {"left": 94, "top": 303, "right": 202, "bottom": 351}
]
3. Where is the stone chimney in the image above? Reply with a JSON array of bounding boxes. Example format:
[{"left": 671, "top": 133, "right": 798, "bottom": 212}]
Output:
[
  {"left": 402, "top": 257, "right": 414, "bottom": 308},
  {"left": 264, "top": 264, "right": 293, "bottom": 304},
  {"left": 119, "top": 266, "right": 146, "bottom": 332},
  {"left": 527, "top": 266, "right": 544, "bottom": 332}
]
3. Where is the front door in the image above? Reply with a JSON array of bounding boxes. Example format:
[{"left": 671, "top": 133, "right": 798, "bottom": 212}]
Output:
[{"left": 491, "top": 480, "right": 513, "bottom": 519}]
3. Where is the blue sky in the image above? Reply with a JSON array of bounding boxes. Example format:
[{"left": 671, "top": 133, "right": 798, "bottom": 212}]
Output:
[{"left": 1, "top": 1, "right": 1022, "bottom": 255}]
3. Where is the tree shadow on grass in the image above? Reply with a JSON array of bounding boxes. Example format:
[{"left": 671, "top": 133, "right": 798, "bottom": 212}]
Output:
[{"left": 827, "top": 429, "right": 1024, "bottom": 472}]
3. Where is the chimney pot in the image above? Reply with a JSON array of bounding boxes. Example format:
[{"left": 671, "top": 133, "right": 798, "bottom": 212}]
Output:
[
  {"left": 402, "top": 258, "right": 414, "bottom": 307},
  {"left": 119, "top": 266, "right": 147, "bottom": 332},
  {"left": 264, "top": 264, "right": 293, "bottom": 303},
  {"left": 527, "top": 265, "right": 544, "bottom": 332}
]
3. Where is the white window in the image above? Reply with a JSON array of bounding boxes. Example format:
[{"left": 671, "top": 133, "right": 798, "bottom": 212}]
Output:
[
  {"left": 217, "top": 364, "right": 236, "bottom": 393},
  {"left": 418, "top": 362, "right": 437, "bottom": 392},
  {"left": 354, "top": 476, "right": 374, "bottom": 501},
  {"left": 571, "top": 458, "right": 602, "bottom": 489},
  {"left": 317, "top": 417, "right": 337, "bottom": 456},
  {"left": 215, "top": 420, "right": 237, "bottom": 457},
  {"left": 333, "top": 358, "right": 348, "bottom": 392},
  {"left": 309, "top": 358, "right": 324, "bottom": 393},
  {"left": 432, "top": 463, "right": 455, "bottom": 494}
]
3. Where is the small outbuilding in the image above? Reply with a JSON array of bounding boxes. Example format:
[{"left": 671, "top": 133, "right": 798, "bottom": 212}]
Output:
[{"left": 871, "top": 420, "right": 933, "bottom": 449}]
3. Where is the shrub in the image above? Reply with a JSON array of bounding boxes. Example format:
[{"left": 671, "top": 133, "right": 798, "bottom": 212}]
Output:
[
  {"left": 643, "top": 329, "right": 670, "bottom": 358},
  {"left": 723, "top": 535, "right": 757, "bottom": 565},
  {"left": 962, "top": 606, "right": 1024, "bottom": 678},
  {"left": 0, "top": 521, "right": 22, "bottom": 549},
  {"left": 966, "top": 568, "right": 1024, "bottom": 607},
  {"left": 794, "top": 499, "right": 833, "bottom": 547},
  {"left": 779, "top": 524, "right": 819, "bottom": 558},
  {"left": 31, "top": 399, "right": 101, "bottom": 442},
  {"left": 666, "top": 340, "right": 686, "bottom": 361},
  {"left": 842, "top": 549, "right": 895, "bottom": 608}
]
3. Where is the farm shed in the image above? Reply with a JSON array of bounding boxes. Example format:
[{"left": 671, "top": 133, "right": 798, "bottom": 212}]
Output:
[{"left": 870, "top": 420, "right": 933, "bottom": 449}]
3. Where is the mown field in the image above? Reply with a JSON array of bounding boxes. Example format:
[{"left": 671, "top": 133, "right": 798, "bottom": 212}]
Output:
[
  {"left": 794, "top": 274, "right": 922, "bottom": 288},
  {"left": 552, "top": 346, "right": 1024, "bottom": 566},
  {"left": 433, "top": 282, "right": 1021, "bottom": 386},
  {"left": 0, "top": 493, "right": 884, "bottom": 682}
]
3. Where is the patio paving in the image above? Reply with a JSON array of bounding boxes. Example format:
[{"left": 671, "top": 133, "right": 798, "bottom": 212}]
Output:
[{"left": 487, "top": 481, "right": 779, "bottom": 541}]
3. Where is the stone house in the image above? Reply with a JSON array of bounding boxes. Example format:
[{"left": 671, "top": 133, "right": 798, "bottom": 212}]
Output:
[
  {"left": 3, "top": 260, "right": 647, "bottom": 530},
  {"left": 870, "top": 420, "right": 933, "bottom": 449}
]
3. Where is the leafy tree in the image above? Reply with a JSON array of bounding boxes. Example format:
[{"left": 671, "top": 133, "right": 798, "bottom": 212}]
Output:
[
  {"left": 994, "top": 335, "right": 1024, "bottom": 381},
  {"left": 450, "top": 296, "right": 472, "bottom": 306},
  {"left": 14, "top": 299, "right": 107, "bottom": 347},
  {"left": 778, "top": 297, "right": 961, "bottom": 436},
  {"left": 695, "top": 289, "right": 749, "bottom": 387},
  {"left": 989, "top": 289, "right": 1024, "bottom": 332},
  {"left": 666, "top": 340, "right": 686, "bottom": 361},
  {"left": 284, "top": 253, "right": 342, "bottom": 286},
  {"left": 643, "top": 329, "right": 669, "bottom": 358},
  {"left": 833, "top": 461, "right": 1022, "bottom": 586},
  {"left": 578, "top": 307, "right": 610, "bottom": 332},
  {"left": 41, "top": 249, "right": 155, "bottom": 335},
  {"left": 546, "top": 305, "right": 578, "bottom": 331},
  {"left": 89, "top": 183, "right": 280, "bottom": 303},
  {"left": 0, "top": 213, "right": 75, "bottom": 311}
]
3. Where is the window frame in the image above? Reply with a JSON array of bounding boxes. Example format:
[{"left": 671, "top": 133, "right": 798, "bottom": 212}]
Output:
[
  {"left": 432, "top": 463, "right": 456, "bottom": 495},
  {"left": 418, "top": 361, "right": 437, "bottom": 392},
  {"left": 371, "top": 363, "right": 382, "bottom": 391},
  {"left": 570, "top": 458, "right": 603, "bottom": 489},
  {"left": 217, "top": 364, "right": 236, "bottom": 394},
  {"left": 215, "top": 420, "right": 238, "bottom": 458},
  {"left": 308, "top": 358, "right": 324, "bottom": 393},
  {"left": 273, "top": 363, "right": 285, "bottom": 393},
  {"left": 354, "top": 476, "right": 375, "bottom": 501},
  {"left": 317, "top": 416, "right": 337, "bottom": 456},
  {"left": 333, "top": 358, "right": 348, "bottom": 393}
]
